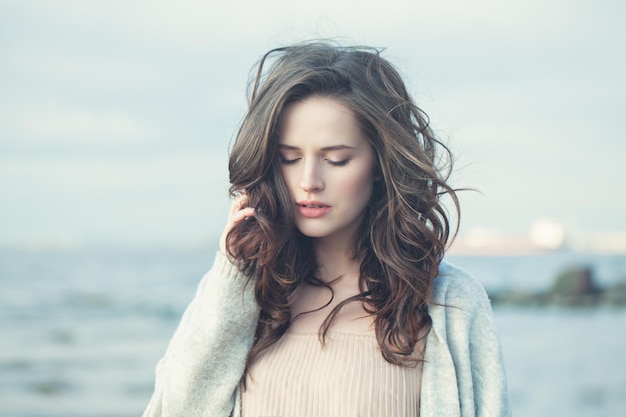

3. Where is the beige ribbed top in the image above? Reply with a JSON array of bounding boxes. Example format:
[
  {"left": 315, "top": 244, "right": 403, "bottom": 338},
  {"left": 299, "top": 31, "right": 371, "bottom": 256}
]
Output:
[{"left": 241, "top": 331, "right": 423, "bottom": 417}]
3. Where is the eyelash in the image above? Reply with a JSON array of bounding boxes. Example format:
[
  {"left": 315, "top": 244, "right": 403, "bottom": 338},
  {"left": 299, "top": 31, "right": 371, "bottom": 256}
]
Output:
[
  {"left": 327, "top": 159, "right": 349, "bottom": 166},
  {"left": 279, "top": 157, "right": 350, "bottom": 167},
  {"left": 279, "top": 157, "right": 299, "bottom": 165}
]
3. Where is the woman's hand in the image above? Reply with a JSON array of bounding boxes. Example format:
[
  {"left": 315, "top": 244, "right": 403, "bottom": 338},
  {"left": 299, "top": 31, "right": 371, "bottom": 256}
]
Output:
[{"left": 219, "top": 190, "right": 256, "bottom": 256}]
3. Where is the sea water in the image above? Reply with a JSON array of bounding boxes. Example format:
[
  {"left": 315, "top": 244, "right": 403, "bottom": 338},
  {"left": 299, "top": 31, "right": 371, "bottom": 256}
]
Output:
[{"left": 0, "top": 248, "right": 625, "bottom": 417}]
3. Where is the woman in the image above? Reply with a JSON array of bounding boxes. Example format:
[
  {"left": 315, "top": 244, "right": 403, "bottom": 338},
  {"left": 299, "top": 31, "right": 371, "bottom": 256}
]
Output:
[{"left": 143, "top": 42, "right": 511, "bottom": 417}]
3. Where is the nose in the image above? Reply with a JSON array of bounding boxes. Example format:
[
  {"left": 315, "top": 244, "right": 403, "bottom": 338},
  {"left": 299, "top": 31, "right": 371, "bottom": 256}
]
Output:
[{"left": 299, "top": 160, "right": 324, "bottom": 193}]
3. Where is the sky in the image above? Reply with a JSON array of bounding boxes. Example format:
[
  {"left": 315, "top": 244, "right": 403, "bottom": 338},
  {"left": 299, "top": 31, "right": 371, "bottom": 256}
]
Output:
[{"left": 1, "top": 0, "right": 625, "bottom": 251}]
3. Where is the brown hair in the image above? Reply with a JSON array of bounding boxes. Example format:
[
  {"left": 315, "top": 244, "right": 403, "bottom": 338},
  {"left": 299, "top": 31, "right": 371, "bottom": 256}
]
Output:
[{"left": 226, "top": 41, "right": 459, "bottom": 371}]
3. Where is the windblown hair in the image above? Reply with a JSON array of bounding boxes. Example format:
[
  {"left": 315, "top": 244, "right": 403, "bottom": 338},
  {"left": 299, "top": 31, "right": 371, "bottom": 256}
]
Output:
[{"left": 226, "top": 41, "right": 460, "bottom": 372}]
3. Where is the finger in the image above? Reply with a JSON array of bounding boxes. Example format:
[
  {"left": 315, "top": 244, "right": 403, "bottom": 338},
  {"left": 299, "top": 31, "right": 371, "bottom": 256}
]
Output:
[
  {"left": 231, "top": 207, "right": 255, "bottom": 224},
  {"left": 229, "top": 194, "right": 249, "bottom": 214},
  {"left": 238, "top": 194, "right": 249, "bottom": 209}
]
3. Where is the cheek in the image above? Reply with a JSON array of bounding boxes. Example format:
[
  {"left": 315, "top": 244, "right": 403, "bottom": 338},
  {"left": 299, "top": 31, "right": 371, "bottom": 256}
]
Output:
[
  {"left": 280, "top": 167, "right": 297, "bottom": 190},
  {"left": 342, "top": 166, "right": 375, "bottom": 199}
]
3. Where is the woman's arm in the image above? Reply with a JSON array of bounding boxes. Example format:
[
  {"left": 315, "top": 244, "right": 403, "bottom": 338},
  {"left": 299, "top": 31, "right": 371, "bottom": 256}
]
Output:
[
  {"left": 143, "top": 192, "right": 259, "bottom": 417},
  {"left": 142, "top": 252, "right": 259, "bottom": 417},
  {"left": 464, "top": 283, "right": 511, "bottom": 417},
  {"left": 423, "top": 261, "right": 512, "bottom": 417}
]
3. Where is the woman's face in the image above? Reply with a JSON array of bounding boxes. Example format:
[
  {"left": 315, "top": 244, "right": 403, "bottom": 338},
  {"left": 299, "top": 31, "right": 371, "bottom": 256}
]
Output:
[{"left": 278, "top": 96, "right": 377, "bottom": 246}]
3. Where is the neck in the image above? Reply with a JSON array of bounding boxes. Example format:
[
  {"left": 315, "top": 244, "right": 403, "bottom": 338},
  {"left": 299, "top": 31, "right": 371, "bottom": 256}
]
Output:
[{"left": 313, "top": 236, "right": 361, "bottom": 283}]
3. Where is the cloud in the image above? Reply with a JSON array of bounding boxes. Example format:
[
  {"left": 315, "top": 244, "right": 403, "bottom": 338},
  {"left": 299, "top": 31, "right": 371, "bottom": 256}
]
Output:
[
  {"left": 0, "top": 151, "right": 228, "bottom": 192},
  {"left": 3, "top": 45, "right": 164, "bottom": 91},
  {"left": 0, "top": 152, "right": 231, "bottom": 246},
  {"left": 1, "top": 0, "right": 624, "bottom": 247},
  {"left": 1, "top": 103, "right": 159, "bottom": 145},
  {"left": 5, "top": 0, "right": 609, "bottom": 50}
]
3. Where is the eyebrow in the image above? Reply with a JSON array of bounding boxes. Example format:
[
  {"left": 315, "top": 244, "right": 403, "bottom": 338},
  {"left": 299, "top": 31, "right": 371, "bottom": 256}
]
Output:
[{"left": 278, "top": 144, "right": 357, "bottom": 151}]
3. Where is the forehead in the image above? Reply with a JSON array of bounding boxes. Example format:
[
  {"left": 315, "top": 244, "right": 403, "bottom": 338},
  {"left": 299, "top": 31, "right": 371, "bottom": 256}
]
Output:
[{"left": 279, "top": 96, "right": 368, "bottom": 147}]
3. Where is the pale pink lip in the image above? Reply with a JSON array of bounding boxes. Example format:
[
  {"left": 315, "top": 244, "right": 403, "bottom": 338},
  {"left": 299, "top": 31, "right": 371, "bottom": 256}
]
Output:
[{"left": 296, "top": 200, "right": 331, "bottom": 218}]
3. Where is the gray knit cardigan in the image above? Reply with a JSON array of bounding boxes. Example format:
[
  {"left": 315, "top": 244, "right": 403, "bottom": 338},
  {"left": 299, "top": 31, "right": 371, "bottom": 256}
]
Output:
[{"left": 143, "top": 252, "right": 512, "bottom": 417}]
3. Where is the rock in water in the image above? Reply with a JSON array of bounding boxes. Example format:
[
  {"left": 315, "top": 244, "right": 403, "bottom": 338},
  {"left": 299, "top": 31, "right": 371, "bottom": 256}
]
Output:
[
  {"left": 550, "top": 266, "right": 600, "bottom": 306},
  {"left": 551, "top": 266, "right": 597, "bottom": 296}
]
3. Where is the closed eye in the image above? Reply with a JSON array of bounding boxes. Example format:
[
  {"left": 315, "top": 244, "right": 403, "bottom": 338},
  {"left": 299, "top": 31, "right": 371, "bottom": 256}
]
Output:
[
  {"left": 279, "top": 157, "right": 300, "bottom": 165},
  {"left": 327, "top": 159, "right": 350, "bottom": 166}
]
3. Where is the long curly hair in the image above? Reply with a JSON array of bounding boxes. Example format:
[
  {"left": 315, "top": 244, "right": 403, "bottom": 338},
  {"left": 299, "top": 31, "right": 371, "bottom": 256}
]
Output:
[{"left": 226, "top": 41, "right": 459, "bottom": 371}]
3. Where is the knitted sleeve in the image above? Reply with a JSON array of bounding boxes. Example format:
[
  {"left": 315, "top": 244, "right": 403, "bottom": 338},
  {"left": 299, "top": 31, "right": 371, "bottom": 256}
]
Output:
[
  {"left": 142, "top": 252, "right": 260, "bottom": 417},
  {"left": 433, "top": 262, "right": 512, "bottom": 417}
]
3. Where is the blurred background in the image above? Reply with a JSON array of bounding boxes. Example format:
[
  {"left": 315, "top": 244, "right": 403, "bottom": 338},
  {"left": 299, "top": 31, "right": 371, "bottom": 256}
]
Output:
[{"left": 1, "top": 0, "right": 625, "bottom": 416}]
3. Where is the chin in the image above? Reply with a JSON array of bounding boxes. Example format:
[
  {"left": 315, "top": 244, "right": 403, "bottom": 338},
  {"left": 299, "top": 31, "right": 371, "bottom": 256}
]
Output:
[
  {"left": 294, "top": 222, "right": 329, "bottom": 239},
  {"left": 296, "top": 228, "right": 329, "bottom": 239},
  {"left": 295, "top": 222, "right": 359, "bottom": 242}
]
